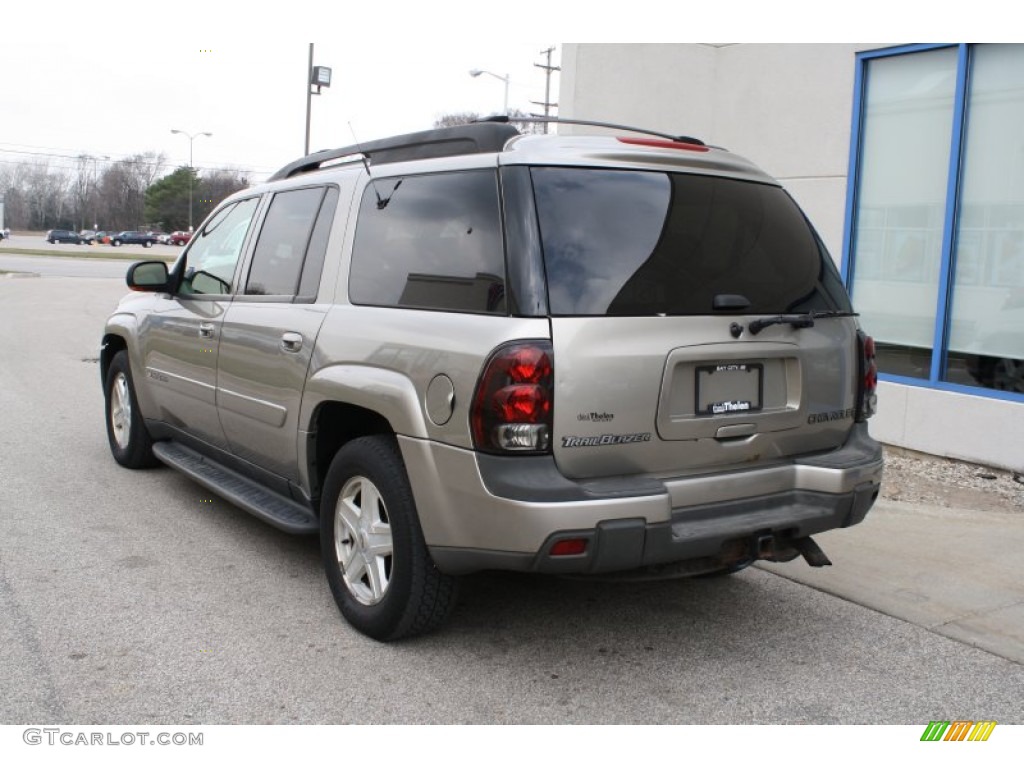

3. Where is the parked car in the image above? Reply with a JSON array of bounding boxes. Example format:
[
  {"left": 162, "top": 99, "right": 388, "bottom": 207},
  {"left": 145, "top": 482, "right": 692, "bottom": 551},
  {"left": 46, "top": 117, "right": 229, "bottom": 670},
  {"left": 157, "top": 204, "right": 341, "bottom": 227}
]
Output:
[
  {"left": 79, "top": 230, "right": 98, "bottom": 244},
  {"left": 110, "top": 231, "right": 157, "bottom": 247},
  {"left": 169, "top": 231, "right": 193, "bottom": 246},
  {"left": 46, "top": 229, "right": 82, "bottom": 244},
  {"left": 101, "top": 119, "right": 883, "bottom": 641},
  {"left": 93, "top": 231, "right": 112, "bottom": 245},
  {"left": 152, "top": 232, "right": 171, "bottom": 245}
]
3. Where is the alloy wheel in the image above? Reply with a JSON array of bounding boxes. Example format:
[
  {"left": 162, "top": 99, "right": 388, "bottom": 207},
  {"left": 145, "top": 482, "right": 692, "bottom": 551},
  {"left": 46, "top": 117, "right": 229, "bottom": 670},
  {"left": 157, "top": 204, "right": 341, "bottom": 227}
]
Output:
[
  {"left": 334, "top": 475, "right": 393, "bottom": 605},
  {"left": 109, "top": 372, "right": 131, "bottom": 450}
]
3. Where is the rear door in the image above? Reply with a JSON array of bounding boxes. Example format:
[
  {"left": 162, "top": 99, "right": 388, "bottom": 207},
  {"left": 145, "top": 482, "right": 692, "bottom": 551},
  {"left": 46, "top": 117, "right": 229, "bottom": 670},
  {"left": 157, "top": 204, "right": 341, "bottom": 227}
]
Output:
[
  {"left": 215, "top": 184, "right": 345, "bottom": 481},
  {"left": 529, "top": 166, "right": 859, "bottom": 480}
]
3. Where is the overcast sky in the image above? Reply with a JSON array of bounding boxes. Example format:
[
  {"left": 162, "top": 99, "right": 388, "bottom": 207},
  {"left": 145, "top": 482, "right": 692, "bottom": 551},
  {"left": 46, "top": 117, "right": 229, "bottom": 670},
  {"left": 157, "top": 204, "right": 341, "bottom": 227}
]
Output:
[
  {"left": 1, "top": 38, "right": 556, "bottom": 183},
  {"left": 0, "top": 2, "right": 1004, "bottom": 185}
]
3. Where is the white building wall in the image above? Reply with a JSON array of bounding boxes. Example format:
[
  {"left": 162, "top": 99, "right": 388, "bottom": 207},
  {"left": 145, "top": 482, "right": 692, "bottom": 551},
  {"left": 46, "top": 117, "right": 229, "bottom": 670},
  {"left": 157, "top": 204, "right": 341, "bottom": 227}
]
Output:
[
  {"left": 560, "top": 44, "right": 719, "bottom": 142},
  {"left": 560, "top": 43, "right": 1024, "bottom": 471}
]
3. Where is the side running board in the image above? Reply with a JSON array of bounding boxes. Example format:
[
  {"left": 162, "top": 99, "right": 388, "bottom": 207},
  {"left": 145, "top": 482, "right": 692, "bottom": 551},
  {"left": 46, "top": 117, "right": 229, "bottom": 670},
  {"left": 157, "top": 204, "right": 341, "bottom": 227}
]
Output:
[{"left": 152, "top": 441, "right": 318, "bottom": 535}]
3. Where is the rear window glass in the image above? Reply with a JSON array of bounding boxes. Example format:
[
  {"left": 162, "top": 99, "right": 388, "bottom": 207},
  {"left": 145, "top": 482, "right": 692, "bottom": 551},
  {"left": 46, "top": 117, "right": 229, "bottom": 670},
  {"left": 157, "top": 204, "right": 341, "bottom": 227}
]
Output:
[{"left": 531, "top": 168, "right": 851, "bottom": 316}]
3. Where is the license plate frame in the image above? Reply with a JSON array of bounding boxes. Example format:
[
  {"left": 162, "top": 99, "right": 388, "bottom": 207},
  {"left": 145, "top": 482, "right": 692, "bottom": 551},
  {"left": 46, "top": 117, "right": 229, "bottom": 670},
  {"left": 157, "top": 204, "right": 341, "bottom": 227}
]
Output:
[{"left": 695, "top": 362, "right": 764, "bottom": 416}]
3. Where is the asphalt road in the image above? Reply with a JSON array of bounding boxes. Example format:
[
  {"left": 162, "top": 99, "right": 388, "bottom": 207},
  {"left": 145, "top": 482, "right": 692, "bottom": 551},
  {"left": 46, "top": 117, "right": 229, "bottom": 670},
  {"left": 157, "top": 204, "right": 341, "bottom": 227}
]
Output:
[
  {"left": 1, "top": 233, "right": 178, "bottom": 255},
  {"left": 1, "top": 275, "right": 1022, "bottom": 725},
  {"left": 0, "top": 254, "right": 134, "bottom": 280}
]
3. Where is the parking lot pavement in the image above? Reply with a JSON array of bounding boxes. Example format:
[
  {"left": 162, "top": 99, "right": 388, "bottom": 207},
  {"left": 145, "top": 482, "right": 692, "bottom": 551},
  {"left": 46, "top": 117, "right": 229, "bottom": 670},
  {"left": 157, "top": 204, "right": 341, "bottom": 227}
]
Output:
[
  {"left": 0, "top": 254, "right": 134, "bottom": 279},
  {"left": 758, "top": 497, "right": 1024, "bottom": 664},
  {"left": 1, "top": 275, "right": 1022, "bottom": 725},
  {"left": 0, "top": 233, "right": 179, "bottom": 259}
]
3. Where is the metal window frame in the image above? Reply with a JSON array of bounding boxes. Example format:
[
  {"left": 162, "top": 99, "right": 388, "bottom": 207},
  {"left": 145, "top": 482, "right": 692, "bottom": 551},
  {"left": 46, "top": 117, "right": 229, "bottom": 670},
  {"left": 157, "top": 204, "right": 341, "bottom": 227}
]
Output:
[{"left": 842, "top": 43, "right": 1024, "bottom": 404}]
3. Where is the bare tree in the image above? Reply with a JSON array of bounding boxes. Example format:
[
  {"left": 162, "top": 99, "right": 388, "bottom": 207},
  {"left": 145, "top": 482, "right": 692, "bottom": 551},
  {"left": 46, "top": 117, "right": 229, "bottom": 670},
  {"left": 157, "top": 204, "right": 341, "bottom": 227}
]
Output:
[
  {"left": 70, "top": 155, "right": 98, "bottom": 231},
  {"left": 22, "top": 163, "right": 70, "bottom": 230},
  {"left": 433, "top": 109, "right": 545, "bottom": 134},
  {"left": 0, "top": 163, "right": 31, "bottom": 229},
  {"left": 434, "top": 111, "right": 484, "bottom": 129},
  {"left": 97, "top": 152, "right": 166, "bottom": 230},
  {"left": 196, "top": 168, "right": 250, "bottom": 221}
]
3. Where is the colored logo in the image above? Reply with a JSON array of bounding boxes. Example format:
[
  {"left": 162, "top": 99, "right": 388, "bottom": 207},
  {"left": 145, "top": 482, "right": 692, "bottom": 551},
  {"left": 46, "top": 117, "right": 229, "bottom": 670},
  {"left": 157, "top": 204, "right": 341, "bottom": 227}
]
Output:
[{"left": 921, "top": 720, "right": 997, "bottom": 741}]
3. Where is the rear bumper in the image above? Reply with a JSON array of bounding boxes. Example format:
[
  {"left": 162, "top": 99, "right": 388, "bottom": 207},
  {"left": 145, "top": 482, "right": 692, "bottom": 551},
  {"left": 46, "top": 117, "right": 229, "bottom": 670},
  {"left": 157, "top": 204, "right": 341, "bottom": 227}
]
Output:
[{"left": 401, "top": 424, "right": 882, "bottom": 575}]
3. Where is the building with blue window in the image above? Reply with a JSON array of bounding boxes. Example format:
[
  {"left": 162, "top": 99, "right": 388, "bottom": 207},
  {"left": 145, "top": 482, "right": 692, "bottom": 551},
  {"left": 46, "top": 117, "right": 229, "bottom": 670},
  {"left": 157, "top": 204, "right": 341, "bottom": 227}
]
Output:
[{"left": 559, "top": 43, "right": 1023, "bottom": 470}]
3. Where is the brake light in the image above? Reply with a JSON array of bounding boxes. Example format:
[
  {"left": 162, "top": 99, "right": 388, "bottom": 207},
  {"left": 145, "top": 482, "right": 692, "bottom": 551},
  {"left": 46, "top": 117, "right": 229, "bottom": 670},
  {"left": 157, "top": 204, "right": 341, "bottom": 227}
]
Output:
[
  {"left": 856, "top": 332, "right": 878, "bottom": 422},
  {"left": 472, "top": 342, "right": 554, "bottom": 453},
  {"left": 616, "top": 137, "right": 709, "bottom": 153}
]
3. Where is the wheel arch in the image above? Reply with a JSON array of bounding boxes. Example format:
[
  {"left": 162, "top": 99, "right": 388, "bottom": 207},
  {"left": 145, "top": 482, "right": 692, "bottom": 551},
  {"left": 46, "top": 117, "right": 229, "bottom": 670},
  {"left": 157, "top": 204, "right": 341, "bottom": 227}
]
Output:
[
  {"left": 100, "top": 317, "right": 157, "bottom": 416},
  {"left": 305, "top": 400, "right": 396, "bottom": 512},
  {"left": 100, "top": 332, "right": 128, "bottom": 386}
]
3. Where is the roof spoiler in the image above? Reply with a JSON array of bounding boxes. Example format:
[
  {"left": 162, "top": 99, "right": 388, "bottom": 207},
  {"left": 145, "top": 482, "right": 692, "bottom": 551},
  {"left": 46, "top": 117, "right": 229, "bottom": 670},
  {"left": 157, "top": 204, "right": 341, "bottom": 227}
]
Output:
[
  {"left": 476, "top": 115, "right": 705, "bottom": 146},
  {"left": 269, "top": 123, "right": 520, "bottom": 181}
]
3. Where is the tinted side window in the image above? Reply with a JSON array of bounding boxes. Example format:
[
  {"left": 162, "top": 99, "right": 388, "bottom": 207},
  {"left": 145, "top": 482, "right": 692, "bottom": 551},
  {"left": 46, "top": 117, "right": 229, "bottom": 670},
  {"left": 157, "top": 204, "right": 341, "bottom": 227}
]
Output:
[
  {"left": 245, "top": 187, "right": 326, "bottom": 296},
  {"left": 180, "top": 197, "right": 260, "bottom": 296},
  {"left": 349, "top": 170, "right": 506, "bottom": 313},
  {"left": 297, "top": 186, "right": 340, "bottom": 301},
  {"left": 531, "top": 168, "right": 852, "bottom": 316}
]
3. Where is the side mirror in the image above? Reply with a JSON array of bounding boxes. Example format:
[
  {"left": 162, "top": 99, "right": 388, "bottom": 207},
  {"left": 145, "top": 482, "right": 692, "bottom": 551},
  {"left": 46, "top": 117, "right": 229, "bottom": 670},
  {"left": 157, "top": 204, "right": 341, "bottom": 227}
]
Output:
[{"left": 126, "top": 261, "right": 170, "bottom": 292}]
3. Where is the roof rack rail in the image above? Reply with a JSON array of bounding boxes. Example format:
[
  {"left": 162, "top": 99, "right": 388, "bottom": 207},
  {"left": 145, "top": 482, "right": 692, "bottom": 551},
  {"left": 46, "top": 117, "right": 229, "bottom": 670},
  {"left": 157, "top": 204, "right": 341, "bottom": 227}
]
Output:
[
  {"left": 269, "top": 123, "right": 520, "bottom": 181},
  {"left": 475, "top": 115, "right": 705, "bottom": 146}
]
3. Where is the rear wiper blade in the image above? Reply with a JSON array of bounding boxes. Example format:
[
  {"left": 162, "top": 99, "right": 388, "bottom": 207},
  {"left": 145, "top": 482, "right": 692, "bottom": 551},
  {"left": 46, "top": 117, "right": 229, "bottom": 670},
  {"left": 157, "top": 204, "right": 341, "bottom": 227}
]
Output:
[
  {"left": 748, "top": 310, "right": 858, "bottom": 335},
  {"left": 808, "top": 310, "right": 859, "bottom": 319}
]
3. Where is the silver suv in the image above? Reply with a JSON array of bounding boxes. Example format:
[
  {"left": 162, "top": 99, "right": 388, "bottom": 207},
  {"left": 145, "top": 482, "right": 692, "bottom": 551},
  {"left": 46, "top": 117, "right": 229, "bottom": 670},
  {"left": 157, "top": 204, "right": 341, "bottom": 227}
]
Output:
[{"left": 101, "top": 119, "right": 883, "bottom": 641}]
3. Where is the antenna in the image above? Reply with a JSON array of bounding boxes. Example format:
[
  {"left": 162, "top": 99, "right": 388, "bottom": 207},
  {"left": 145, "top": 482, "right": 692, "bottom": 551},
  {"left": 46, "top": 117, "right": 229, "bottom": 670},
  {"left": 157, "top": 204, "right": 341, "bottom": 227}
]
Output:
[{"left": 348, "top": 122, "right": 386, "bottom": 209}]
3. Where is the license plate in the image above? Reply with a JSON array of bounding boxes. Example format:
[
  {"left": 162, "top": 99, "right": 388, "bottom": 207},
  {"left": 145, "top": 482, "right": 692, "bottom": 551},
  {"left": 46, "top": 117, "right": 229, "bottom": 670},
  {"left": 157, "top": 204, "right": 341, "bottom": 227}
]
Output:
[{"left": 696, "top": 363, "right": 763, "bottom": 415}]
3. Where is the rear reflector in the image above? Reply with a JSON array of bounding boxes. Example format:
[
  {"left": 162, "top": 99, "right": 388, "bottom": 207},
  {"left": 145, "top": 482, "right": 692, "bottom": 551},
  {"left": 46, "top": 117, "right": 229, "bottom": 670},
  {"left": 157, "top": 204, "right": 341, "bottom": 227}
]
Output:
[{"left": 550, "top": 539, "right": 587, "bottom": 557}]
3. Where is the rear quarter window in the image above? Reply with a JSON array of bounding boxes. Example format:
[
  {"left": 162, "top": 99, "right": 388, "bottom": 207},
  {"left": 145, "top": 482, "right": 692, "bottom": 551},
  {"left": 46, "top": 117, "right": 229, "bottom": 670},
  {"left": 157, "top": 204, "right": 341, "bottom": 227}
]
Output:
[{"left": 348, "top": 170, "right": 506, "bottom": 314}]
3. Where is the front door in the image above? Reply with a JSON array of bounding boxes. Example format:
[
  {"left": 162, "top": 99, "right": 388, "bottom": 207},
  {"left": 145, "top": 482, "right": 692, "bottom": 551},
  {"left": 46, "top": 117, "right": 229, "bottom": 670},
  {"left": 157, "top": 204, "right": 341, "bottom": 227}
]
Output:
[{"left": 137, "top": 196, "right": 261, "bottom": 448}]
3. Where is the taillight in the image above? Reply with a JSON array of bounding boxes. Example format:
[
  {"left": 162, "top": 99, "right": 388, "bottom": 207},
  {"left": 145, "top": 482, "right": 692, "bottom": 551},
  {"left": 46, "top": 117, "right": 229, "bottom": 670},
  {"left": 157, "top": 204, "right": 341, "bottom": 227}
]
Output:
[
  {"left": 471, "top": 341, "right": 554, "bottom": 453},
  {"left": 856, "top": 332, "right": 878, "bottom": 422}
]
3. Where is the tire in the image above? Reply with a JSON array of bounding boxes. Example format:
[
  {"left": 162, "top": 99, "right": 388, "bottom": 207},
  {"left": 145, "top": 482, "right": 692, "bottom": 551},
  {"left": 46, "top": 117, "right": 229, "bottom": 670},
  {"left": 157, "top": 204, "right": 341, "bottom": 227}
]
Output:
[
  {"left": 144, "top": 241, "right": 152, "bottom": 248},
  {"left": 320, "top": 435, "right": 459, "bottom": 641},
  {"left": 112, "top": 239, "right": 121, "bottom": 247},
  {"left": 104, "top": 350, "right": 158, "bottom": 468}
]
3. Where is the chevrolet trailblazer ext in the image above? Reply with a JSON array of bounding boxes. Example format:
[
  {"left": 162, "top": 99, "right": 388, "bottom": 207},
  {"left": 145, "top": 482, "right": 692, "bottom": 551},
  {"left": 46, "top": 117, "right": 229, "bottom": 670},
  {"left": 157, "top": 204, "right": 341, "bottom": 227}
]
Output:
[{"left": 101, "top": 119, "right": 883, "bottom": 640}]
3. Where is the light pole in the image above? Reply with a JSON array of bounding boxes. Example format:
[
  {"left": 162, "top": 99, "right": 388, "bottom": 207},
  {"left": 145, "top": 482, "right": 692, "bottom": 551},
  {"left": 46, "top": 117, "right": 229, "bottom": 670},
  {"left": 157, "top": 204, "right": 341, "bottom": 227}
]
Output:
[
  {"left": 305, "top": 43, "right": 332, "bottom": 155},
  {"left": 87, "top": 154, "right": 109, "bottom": 230},
  {"left": 469, "top": 69, "right": 510, "bottom": 114},
  {"left": 170, "top": 129, "right": 212, "bottom": 231}
]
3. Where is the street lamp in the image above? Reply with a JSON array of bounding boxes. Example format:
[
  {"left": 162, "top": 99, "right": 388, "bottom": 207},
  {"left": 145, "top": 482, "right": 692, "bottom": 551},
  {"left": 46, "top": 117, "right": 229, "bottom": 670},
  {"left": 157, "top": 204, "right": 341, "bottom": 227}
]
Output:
[
  {"left": 305, "top": 43, "right": 332, "bottom": 156},
  {"left": 170, "top": 129, "right": 212, "bottom": 232},
  {"left": 85, "top": 154, "right": 109, "bottom": 230},
  {"left": 469, "top": 69, "right": 510, "bottom": 114}
]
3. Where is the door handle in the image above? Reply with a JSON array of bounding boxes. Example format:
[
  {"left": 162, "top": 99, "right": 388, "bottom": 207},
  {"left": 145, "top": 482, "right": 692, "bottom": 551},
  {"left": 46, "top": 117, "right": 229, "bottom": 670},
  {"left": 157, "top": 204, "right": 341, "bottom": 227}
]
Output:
[
  {"left": 199, "top": 322, "right": 215, "bottom": 338},
  {"left": 281, "top": 332, "right": 303, "bottom": 352}
]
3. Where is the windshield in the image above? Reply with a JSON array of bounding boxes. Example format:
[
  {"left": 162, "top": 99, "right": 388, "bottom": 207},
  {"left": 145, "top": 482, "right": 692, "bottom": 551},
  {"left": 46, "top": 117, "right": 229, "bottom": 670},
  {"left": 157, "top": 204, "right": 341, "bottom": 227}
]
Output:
[{"left": 530, "top": 167, "right": 852, "bottom": 316}]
